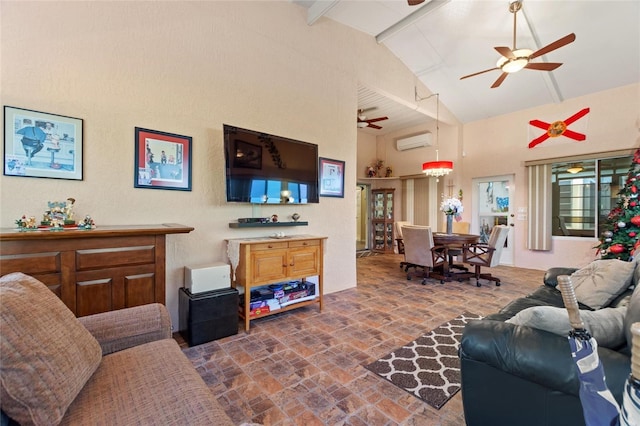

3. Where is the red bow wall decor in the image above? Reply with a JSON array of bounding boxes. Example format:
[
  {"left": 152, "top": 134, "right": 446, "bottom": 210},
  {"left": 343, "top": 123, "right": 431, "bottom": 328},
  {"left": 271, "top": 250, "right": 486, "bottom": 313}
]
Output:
[{"left": 528, "top": 108, "right": 590, "bottom": 149}]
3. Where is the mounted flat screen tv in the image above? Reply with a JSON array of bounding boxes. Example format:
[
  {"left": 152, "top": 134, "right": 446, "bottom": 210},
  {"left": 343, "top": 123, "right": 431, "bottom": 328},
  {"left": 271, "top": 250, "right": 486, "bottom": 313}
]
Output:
[{"left": 224, "top": 124, "right": 319, "bottom": 204}]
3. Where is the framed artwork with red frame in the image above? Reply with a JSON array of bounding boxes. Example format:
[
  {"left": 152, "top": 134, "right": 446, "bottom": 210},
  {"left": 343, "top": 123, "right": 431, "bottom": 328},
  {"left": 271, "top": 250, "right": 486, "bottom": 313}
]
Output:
[{"left": 134, "top": 127, "right": 192, "bottom": 191}]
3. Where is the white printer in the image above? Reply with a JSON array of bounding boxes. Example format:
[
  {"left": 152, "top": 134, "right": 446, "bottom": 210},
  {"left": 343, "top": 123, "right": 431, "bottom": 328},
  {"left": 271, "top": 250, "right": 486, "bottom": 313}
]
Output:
[{"left": 184, "top": 262, "right": 231, "bottom": 294}]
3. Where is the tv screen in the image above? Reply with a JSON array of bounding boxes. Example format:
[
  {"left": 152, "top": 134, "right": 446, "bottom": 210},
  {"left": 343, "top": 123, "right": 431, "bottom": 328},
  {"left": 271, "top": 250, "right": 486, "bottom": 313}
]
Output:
[{"left": 224, "top": 125, "right": 319, "bottom": 204}]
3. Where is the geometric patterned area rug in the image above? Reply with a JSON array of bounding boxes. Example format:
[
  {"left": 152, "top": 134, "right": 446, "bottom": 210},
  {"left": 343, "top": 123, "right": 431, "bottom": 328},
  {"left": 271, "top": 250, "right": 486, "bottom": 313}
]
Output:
[{"left": 365, "top": 312, "right": 482, "bottom": 409}]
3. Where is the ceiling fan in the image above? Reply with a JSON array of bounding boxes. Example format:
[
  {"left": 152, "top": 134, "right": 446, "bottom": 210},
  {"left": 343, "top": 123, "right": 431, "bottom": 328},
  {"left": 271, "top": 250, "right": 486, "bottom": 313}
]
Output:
[
  {"left": 357, "top": 108, "right": 388, "bottom": 130},
  {"left": 460, "top": 0, "right": 576, "bottom": 88}
]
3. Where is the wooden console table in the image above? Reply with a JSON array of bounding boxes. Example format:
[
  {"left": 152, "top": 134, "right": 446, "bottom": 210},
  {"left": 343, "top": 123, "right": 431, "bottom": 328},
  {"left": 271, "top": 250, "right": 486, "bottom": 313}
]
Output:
[
  {"left": 0, "top": 224, "right": 193, "bottom": 317},
  {"left": 226, "top": 234, "right": 326, "bottom": 331}
]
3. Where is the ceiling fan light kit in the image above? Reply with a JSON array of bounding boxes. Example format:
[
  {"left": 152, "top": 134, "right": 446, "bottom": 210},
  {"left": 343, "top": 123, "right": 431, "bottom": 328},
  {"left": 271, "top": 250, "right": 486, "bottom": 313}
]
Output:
[
  {"left": 497, "top": 48, "right": 533, "bottom": 73},
  {"left": 460, "top": 0, "right": 575, "bottom": 88}
]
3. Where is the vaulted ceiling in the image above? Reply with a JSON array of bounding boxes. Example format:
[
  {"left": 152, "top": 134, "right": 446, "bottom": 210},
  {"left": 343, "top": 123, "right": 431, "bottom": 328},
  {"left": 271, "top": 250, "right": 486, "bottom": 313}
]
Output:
[{"left": 294, "top": 0, "right": 640, "bottom": 135}]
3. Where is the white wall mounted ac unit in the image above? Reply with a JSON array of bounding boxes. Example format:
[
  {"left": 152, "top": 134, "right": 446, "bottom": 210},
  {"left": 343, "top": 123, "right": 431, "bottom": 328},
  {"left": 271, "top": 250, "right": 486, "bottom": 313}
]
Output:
[{"left": 396, "top": 132, "right": 432, "bottom": 151}]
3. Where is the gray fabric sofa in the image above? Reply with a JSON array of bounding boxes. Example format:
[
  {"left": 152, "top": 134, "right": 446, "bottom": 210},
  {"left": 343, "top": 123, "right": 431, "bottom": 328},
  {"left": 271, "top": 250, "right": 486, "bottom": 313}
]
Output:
[{"left": 0, "top": 272, "right": 235, "bottom": 426}]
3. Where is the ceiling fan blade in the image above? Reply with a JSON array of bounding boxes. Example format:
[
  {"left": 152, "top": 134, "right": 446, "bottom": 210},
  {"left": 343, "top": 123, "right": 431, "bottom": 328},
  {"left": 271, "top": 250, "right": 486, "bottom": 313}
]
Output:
[
  {"left": 366, "top": 116, "right": 388, "bottom": 124},
  {"left": 491, "top": 72, "right": 509, "bottom": 88},
  {"left": 407, "top": 0, "right": 425, "bottom": 5},
  {"left": 460, "top": 67, "right": 499, "bottom": 80},
  {"left": 367, "top": 123, "right": 383, "bottom": 130},
  {"left": 525, "top": 62, "right": 563, "bottom": 71},
  {"left": 529, "top": 33, "right": 576, "bottom": 60},
  {"left": 494, "top": 46, "right": 515, "bottom": 59}
]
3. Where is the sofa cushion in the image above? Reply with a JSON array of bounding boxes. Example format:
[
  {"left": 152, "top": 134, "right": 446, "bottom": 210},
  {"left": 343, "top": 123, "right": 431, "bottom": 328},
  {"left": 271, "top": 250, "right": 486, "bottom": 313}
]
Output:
[
  {"left": 485, "top": 285, "right": 593, "bottom": 322},
  {"left": 570, "top": 259, "right": 634, "bottom": 309},
  {"left": 633, "top": 255, "right": 640, "bottom": 287},
  {"left": 59, "top": 339, "right": 234, "bottom": 425},
  {"left": 0, "top": 273, "right": 102, "bottom": 426},
  {"left": 624, "top": 284, "right": 640, "bottom": 354},
  {"left": 506, "top": 305, "right": 628, "bottom": 349}
]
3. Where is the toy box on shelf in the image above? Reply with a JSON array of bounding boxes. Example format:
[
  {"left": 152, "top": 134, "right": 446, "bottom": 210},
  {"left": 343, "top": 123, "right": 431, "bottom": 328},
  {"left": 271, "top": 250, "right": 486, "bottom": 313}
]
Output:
[{"left": 242, "top": 281, "right": 317, "bottom": 317}]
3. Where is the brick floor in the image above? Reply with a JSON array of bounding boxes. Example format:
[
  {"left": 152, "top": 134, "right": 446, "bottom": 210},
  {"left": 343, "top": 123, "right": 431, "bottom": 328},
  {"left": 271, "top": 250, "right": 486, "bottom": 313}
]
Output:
[{"left": 177, "top": 254, "right": 544, "bottom": 425}]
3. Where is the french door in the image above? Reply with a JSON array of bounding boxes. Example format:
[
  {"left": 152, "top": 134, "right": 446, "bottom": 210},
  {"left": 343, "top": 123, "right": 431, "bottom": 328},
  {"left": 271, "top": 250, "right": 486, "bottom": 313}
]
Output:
[{"left": 471, "top": 174, "right": 515, "bottom": 265}]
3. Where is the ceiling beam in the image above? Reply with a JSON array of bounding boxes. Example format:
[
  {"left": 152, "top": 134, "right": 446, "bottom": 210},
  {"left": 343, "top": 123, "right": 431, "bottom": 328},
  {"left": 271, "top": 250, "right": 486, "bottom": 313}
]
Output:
[
  {"left": 375, "top": 0, "right": 450, "bottom": 44},
  {"left": 307, "top": 0, "right": 340, "bottom": 26},
  {"left": 521, "top": 6, "right": 563, "bottom": 103}
]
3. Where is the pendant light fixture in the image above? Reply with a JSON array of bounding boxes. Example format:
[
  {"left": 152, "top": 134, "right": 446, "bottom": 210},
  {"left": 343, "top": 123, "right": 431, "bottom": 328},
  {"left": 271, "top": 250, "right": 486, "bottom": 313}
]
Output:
[
  {"left": 422, "top": 93, "right": 453, "bottom": 177},
  {"left": 566, "top": 163, "right": 583, "bottom": 174}
]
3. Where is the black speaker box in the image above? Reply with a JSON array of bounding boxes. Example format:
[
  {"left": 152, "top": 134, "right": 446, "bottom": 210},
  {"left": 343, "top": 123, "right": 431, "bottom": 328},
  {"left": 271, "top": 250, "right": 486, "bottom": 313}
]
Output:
[{"left": 179, "top": 287, "right": 239, "bottom": 346}]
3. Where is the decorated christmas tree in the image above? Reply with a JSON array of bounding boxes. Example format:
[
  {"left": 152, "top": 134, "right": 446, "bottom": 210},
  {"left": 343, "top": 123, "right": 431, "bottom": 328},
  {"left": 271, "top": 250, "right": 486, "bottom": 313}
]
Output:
[{"left": 597, "top": 148, "right": 640, "bottom": 261}]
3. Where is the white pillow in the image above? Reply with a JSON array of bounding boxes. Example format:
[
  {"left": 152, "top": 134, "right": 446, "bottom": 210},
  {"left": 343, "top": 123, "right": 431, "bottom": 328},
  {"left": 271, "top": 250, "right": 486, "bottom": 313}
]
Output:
[
  {"left": 506, "top": 305, "right": 628, "bottom": 349},
  {"left": 570, "top": 259, "right": 634, "bottom": 309}
]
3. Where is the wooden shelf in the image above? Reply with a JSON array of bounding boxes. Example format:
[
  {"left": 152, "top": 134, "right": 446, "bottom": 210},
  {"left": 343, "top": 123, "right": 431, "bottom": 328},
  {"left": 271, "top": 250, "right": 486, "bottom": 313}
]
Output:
[
  {"left": 0, "top": 223, "right": 194, "bottom": 241},
  {"left": 239, "top": 297, "right": 320, "bottom": 321},
  {"left": 228, "top": 221, "right": 308, "bottom": 228}
]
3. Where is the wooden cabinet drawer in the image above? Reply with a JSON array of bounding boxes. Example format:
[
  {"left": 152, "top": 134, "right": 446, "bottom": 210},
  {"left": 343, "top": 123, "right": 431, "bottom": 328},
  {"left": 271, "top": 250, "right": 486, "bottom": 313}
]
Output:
[
  {"left": 0, "top": 252, "right": 61, "bottom": 275},
  {"left": 251, "top": 241, "right": 288, "bottom": 251},
  {"left": 76, "top": 245, "right": 155, "bottom": 271},
  {"left": 288, "top": 239, "right": 319, "bottom": 248}
]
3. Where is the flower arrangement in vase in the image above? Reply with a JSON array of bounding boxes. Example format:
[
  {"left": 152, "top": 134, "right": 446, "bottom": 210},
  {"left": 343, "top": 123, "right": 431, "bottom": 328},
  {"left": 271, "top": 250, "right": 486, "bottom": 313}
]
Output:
[{"left": 440, "top": 197, "right": 464, "bottom": 234}]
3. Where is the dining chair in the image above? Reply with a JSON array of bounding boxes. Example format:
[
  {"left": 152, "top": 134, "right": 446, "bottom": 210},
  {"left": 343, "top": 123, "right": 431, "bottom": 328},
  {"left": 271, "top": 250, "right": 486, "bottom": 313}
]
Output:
[
  {"left": 401, "top": 225, "right": 445, "bottom": 285},
  {"left": 394, "top": 221, "right": 411, "bottom": 269},
  {"left": 449, "top": 221, "right": 471, "bottom": 267},
  {"left": 462, "top": 225, "right": 510, "bottom": 287},
  {"left": 452, "top": 221, "right": 470, "bottom": 234}
]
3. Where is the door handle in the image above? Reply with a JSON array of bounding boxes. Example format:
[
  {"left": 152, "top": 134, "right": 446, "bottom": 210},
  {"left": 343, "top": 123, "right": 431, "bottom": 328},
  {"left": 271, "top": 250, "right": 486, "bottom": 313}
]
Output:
[{"left": 510, "top": 223, "right": 515, "bottom": 227}]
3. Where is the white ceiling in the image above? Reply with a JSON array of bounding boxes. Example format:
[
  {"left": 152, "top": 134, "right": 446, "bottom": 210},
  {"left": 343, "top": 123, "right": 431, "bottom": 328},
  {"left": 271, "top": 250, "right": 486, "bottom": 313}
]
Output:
[{"left": 294, "top": 0, "right": 640, "bottom": 135}]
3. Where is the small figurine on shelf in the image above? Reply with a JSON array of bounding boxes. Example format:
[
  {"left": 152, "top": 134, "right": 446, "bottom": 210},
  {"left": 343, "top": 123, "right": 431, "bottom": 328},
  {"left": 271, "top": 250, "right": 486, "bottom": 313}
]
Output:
[
  {"left": 385, "top": 166, "right": 393, "bottom": 177},
  {"left": 15, "top": 215, "right": 38, "bottom": 231},
  {"left": 49, "top": 219, "right": 64, "bottom": 230},
  {"left": 77, "top": 215, "right": 96, "bottom": 230},
  {"left": 366, "top": 166, "right": 376, "bottom": 178},
  {"left": 42, "top": 198, "right": 78, "bottom": 227},
  {"left": 64, "top": 198, "right": 76, "bottom": 224}
]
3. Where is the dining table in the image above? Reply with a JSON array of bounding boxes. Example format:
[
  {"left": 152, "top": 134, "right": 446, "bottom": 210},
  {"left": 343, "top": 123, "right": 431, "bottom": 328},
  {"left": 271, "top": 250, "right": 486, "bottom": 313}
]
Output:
[{"left": 430, "top": 232, "right": 480, "bottom": 283}]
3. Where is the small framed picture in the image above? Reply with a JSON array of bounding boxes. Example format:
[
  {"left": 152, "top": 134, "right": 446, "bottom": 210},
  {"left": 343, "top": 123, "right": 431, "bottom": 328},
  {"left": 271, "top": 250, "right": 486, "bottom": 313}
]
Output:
[
  {"left": 319, "top": 157, "right": 345, "bottom": 198},
  {"left": 3, "top": 106, "right": 83, "bottom": 180},
  {"left": 134, "top": 127, "right": 192, "bottom": 191}
]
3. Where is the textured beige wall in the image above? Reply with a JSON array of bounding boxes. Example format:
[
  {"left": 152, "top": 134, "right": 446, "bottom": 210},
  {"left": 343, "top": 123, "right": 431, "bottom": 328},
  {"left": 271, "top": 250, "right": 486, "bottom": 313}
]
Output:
[
  {"left": 0, "top": 1, "right": 432, "bottom": 325},
  {"left": 1, "top": 2, "right": 638, "bottom": 325},
  {"left": 368, "top": 83, "right": 639, "bottom": 270},
  {"left": 462, "top": 83, "right": 640, "bottom": 270}
]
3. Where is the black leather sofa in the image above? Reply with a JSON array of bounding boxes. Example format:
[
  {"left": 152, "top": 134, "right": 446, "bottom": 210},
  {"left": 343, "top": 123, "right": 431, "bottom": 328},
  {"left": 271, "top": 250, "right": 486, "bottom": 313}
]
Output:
[{"left": 460, "top": 267, "right": 633, "bottom": 426}]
